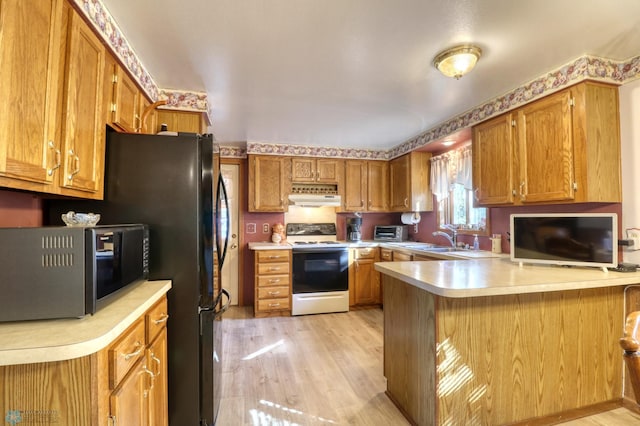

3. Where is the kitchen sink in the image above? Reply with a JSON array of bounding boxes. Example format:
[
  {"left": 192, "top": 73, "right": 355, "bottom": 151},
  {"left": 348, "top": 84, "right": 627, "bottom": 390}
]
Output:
[{"left": 413, "top": 246, "right": 458, "bottom": 252}]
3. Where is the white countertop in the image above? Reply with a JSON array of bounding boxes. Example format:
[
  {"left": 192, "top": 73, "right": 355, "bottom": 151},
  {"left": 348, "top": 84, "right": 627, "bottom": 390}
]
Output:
[
  {"left": 248, "top": 242, "right": 293, "bottom": 250},
  {"left": 0, "top": 280, "right": 171, "bottom": 366},
  {"left": 375, "top": 257, "right": 640, "bottom": 298}
]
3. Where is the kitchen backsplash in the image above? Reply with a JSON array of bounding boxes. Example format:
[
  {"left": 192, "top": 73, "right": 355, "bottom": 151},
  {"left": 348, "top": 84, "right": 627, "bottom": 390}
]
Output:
[{"left": 0, "top": 190, "right": 42, "bottom": 227}]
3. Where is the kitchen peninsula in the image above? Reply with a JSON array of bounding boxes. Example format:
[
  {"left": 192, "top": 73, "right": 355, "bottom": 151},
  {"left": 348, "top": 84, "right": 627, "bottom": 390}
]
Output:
[{"left": 375, "top": 258, "right": 640, "bottom": 425}]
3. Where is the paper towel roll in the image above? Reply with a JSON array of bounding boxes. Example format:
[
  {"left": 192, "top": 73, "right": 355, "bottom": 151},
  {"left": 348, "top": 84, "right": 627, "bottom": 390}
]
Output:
[{"left": 401, "top": 212, "right": 420, "bottom": 224}]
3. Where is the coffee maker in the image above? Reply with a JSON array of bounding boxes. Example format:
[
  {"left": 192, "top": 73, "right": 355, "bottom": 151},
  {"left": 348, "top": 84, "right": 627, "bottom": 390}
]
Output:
[{"left": 346, "top": 217, "right": 362, "bottom": 242}]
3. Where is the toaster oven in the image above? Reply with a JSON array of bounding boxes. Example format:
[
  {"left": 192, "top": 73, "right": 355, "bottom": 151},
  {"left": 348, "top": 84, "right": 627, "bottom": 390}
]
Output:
[{"left": 374, "top": 225, "right": 408, "bottom": 242}]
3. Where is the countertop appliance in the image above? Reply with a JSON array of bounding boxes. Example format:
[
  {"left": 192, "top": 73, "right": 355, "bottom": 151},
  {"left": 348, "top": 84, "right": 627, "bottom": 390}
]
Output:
[
  {"left": 374, "top": 225, "right": 408, "bottom": 242},
  {"left": 287, "top": 223, "right": 349, "bottom": 315},
  {"left": 346, "top": 217, "right": 362, "bottom": 242},
  {"left": 0, "top": 224, "right": 148, "bottom": 322},
  {"left": 46, "top": 130, "right": 230, "bottom": 426}
]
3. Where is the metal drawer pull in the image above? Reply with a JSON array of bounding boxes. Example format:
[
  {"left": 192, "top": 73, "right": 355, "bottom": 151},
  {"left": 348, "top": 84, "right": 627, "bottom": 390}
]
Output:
[
  {"left": 268, "top": 278, "right": 281, "bottom": 284},
  {"left": 122, "top": 341, "right": 143, "bottom": 360},
  {"left": 153, "top": 313, "right": 169, "bottom": 325},
  {"left": 142, "top": 365, "right": 155, "bottom": 392},
  {"left": 268, "top": 291, "right": 281, "bottom": 296},
  {"left": 268, "top": 255, "right": 283, "bottom": 259},
  {"left": 151, "top": 352, "right": 161, "bottom": 377},
  {"left": 268, "top": 267, "right": 281, "bottom": 271},
  {"left": 269, "top": 303, "right": 281, "bottom": 308}
]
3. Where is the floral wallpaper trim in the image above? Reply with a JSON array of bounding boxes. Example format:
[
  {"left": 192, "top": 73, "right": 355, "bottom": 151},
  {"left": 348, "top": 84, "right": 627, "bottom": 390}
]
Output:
[
  {"left": 246, "top": 142, "right": 387, "bottom": 160},
  {"left": 73, "top": 0, "right": 208, "bottom": 113},
  {"left": 157, "top": 89, "right": 209, "bottom": 112},
  {"left": 220, "top": 146, "right": 247, "bottom": 159}
]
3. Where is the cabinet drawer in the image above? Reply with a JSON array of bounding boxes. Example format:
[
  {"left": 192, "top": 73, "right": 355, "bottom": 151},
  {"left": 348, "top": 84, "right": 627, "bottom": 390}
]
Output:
[
  {"left": 109, "top": 317, "right": 146, "bottom": 389},
  {"left": 146, "top": 297, "right": 169, "bottom": 344},
  {"left": 257, "top": 262, "right": 290, "bottom": 275},
  {"left": 257, "top": 250, "right": 290, "bottom": 263},
  {"left": 257, "top": 297, "right": 290, "bottom": 312},
  {"left": 257, "top": 286, "right": 290, "bottom": 300},
  {"left": 380, "top": 249, "right": 392, "bottom": 261},
  {"left": 257, "top": 274, "right": 289, "bottom": 287},
  {"left": 355, "top": 247, "right": 376, "bottom": 259}
]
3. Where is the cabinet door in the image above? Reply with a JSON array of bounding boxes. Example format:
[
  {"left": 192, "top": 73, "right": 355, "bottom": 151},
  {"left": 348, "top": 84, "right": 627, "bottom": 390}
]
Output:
[
  {"left": 110, "top": 359, "right": 150, "bottom": 426},
  {"left": 59, "top": 9, "right": 105, "bottom": 195},
  {"left": 248, "top": 156, "right": 290, "bottom": 212},
  {"left": 517, "top": 89, "right": 574, "bottom": 203},
  {"left": 316, "top": 159, "right": 342, "bottom": 183},
  {"left": 343, "top": 160, "right": 367, "bottom": 211},
  {"left": 472, "top": 113, "right": 516, "bottom": 205},
  {"left": 291, "top": 157, "right": 316, "bottom": 182},
  {"left": 156, "top": 110, "right": 203, "bottom": 133},
  {"left": 0, "top": 0, "right": 63, "bottom": 185},
  {"left": 368, "top": 161, "right": 389, "bottom": 212},
  {"left": 112, "top": 66, "right": 140, "bottom": 132},
  {"left": 147, "top": 330, "right": 168, "bottom": 426},
  {"left": 354, "top": 258, "right": 380, "bottom": 305},
  {"left": 389, "top": 155, "right": 410, "bottom": 211}
]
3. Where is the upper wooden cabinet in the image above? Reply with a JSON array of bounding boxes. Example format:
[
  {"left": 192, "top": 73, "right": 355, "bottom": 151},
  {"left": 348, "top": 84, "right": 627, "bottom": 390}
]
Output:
[
  {"left": 291, "top": 158, "right": 343, "bottom": 184},
  {"left": 248, "top": 155, "right": 291, "bottom": 212},
  {"left": 472, "top": 113, "right": 516, "bottom": 205},
  {"left": 111, "top": 65, "right": 141, "bottom": 133},
  {"left": 472, "top": 81, "right": 621, "bottom": 206},
  {"left": 156, "top": 110, "right": 205, "bottom": 134},
  {"left": 59, "top": 5, "right": 106, "bottom": 197},
  {"left": 389, "top": 151, "right": 432, "bottom": 212},
  {"left": 0, "top": 0, "right": 106, "bottom": 199},
  {"left": 0, "top": 0, "right": 64, "bottom": 189},
  {"left": 342, "top": 160, "right": 388, "bottom": 212},
  {"left": 367, "top": 160, "right": 389, "bottom": 212}
]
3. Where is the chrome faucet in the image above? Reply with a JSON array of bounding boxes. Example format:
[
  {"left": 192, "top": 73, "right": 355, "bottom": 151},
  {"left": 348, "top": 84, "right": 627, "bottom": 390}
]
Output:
[{"left": 432, "top": 226, "right": 457, "bottom": 248}]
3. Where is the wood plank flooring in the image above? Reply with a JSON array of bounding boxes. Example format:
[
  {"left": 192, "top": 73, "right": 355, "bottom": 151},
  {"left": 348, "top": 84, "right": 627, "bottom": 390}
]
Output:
[{"left": 217, "top": 306, "right": 640, "bottom": 426}]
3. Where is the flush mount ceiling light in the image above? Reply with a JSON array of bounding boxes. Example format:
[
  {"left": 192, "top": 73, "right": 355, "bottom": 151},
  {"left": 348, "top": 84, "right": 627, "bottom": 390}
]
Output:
[{"left": 433, "top": 44, "right": 482, "bottom": 79}]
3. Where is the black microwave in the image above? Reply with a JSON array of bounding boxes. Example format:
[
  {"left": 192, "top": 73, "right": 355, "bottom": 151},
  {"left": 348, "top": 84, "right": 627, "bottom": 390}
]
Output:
[{"left": 0, "top": 224, "right": 149, "bottom": 322}]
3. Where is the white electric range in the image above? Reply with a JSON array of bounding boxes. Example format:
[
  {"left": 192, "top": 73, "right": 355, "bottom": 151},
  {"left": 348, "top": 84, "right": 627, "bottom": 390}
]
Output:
[{"left": 286, "top": 223, "right": 349, "bottom": 315}]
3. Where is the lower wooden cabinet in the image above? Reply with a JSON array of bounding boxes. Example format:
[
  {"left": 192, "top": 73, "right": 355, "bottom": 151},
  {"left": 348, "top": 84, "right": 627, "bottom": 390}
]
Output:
[
  {"left": 254, "top": 249, "right": 292, "bottom": 317},
  {"left": 349, "top": 247, "right": 381, "bottom": 306},
  {"left": 0, "top": 295, "right": 168, "bottom": 426},
  {"left": 107, "top": 296, "right": 168, "bottom": 426}
]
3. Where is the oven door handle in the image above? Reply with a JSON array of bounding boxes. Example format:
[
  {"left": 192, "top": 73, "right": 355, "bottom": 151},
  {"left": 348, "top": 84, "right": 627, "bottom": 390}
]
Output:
[{"left": 291, "top": 248, "right": 349, "bottom": 254}]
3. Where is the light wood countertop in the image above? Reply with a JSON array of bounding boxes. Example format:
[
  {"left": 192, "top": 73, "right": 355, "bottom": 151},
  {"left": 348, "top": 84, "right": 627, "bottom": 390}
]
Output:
[
  {"left": 0, "top": 280, "right": 171, "bottom": 366},
  {"left": 375, "top": 257, "right": 640, "bottom": 298}
]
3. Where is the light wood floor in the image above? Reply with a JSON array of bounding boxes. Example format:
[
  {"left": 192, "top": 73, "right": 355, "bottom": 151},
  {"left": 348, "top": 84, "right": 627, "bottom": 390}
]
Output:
[{"left": 217, "top": 306, "right": 640, "bottom": 426}]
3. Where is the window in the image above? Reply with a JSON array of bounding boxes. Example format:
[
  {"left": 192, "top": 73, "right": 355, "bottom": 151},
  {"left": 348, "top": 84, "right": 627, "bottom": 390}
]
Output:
[{"left": 431, "top": 144, "right": 489, "bottom": 235}]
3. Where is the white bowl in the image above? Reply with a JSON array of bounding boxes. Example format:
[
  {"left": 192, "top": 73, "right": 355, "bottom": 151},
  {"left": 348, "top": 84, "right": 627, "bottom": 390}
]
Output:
[{"left": 61, "top": 211, "right": 101, "bottom": 227}]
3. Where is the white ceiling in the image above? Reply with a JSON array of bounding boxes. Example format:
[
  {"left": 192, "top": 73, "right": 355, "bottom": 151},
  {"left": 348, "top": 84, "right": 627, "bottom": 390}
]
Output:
[{"left": 101, "top": 0, "right": 640, "bottom": 150}]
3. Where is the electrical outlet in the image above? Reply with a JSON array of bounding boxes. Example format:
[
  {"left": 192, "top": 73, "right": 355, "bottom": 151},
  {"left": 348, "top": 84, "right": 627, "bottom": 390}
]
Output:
[
  {"left": 246, "top": 223, "right": 256, "bottom": 234},
  {"left": 627, "top": 229, "right": 640, "bottom": 251},
  {"left": 263, "top": 223, "right": 270, "bottom": 233}
]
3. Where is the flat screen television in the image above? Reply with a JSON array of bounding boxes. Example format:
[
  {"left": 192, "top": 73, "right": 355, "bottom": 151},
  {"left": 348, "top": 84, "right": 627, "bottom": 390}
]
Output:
[{"left": 510, "top": 213, "right": 618, "bottom": 269}]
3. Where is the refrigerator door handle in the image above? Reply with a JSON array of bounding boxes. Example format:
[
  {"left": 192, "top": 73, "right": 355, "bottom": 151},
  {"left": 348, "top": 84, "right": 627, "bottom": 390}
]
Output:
[
  {"left": 216, "top": 174, "right": 230, "bottom": 268},
  {"left": 215, "top": 288, "right": 231, "bottom": 317}
]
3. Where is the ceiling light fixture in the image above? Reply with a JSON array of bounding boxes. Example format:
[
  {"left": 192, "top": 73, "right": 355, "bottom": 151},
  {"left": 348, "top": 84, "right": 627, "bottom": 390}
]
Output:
[
  {"left": 442, "top": 140, "right": 456, "bottom": 147},
  {"left": 433, "top": 44, "right": 482, "bottom": 79}
]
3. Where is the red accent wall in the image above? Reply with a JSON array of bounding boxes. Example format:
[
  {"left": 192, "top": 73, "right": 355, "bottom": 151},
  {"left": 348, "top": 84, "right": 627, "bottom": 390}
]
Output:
[{"left": 0, "top": 190, "right": 43, "bottom": 227}]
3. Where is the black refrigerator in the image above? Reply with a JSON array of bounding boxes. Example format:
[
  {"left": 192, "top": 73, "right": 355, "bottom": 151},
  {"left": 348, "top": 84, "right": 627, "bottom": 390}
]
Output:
[{"left": 46, "top": 129, "right": 230, "bottom": 425}]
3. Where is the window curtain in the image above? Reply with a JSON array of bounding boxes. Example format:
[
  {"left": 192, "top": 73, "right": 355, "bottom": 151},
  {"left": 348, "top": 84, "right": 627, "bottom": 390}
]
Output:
[{"left": 430, "top": 144, "right": 472, "bottom": 202}]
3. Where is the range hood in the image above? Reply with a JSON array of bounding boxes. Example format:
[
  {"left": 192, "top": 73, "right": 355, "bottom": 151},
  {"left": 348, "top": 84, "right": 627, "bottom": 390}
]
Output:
[{"left": 288, "top": 193, "right": 341, "bottom": 207}]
